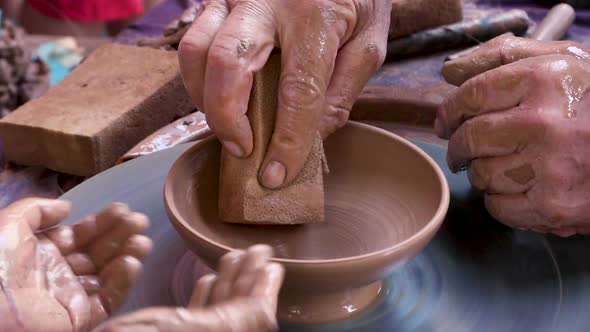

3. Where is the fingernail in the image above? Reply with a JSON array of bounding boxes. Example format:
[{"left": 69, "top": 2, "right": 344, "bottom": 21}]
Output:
[
  {"left": 222, "top": 140, "right": 245, "bottom": 158},
  {"left": 260, "top": 161, "right": 286, "bottom": 189}
]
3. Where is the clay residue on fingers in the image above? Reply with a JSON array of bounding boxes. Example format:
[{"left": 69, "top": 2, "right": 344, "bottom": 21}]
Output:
[
  {"left": 236, "top": 38, "right": 256, "bottom": 59},
  {"left": 504, "top": 163, "right": 535, "bottom": 185}
]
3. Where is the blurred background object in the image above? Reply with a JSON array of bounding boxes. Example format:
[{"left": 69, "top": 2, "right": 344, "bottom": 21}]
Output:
[
  {"left": 0, "top": 18, "right": 48, "bottom": 118},
  {"left": 36, "top": 37, "right": 83, "bottom": 84},
  {"left": 1, "top": 0, "right": 164, "bottom": 36}
]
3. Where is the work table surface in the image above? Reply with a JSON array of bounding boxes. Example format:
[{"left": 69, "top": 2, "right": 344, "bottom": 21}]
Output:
[{"left": 1, "top": 0, "right": 590, "bottom": 207}]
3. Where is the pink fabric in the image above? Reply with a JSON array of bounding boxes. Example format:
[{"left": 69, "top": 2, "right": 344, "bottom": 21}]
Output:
[{"left": 27, "top": 0, "right": 144, "bottom": 22}]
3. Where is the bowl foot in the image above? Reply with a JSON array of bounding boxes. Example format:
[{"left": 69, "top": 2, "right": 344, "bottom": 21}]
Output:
[{"left": 278, "top": 280, "right": 385, "bottom": 324}]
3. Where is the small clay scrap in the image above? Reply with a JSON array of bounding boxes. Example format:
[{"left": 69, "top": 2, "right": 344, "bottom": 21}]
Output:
[
  {"left": 218, "top": 53, "right": 327, "bottom": 225},
  {"left": 0, "top": 43, "right": 193, "bottom": 176},
  {"left": 0, "top": 20, "right": 49, "bottom": 118}
]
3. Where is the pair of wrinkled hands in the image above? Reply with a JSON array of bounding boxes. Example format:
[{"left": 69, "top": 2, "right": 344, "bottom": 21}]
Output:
[
  {"left": 0, "top": 199, "right": 284, "bottom": 332},
  {"left": 178, "top": 0, "right": 590, "bottom": 236}
]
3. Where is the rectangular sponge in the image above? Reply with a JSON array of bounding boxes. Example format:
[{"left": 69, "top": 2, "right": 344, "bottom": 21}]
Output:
[{"left": 218, "top": 52, "right": 327, "bottom": 225}]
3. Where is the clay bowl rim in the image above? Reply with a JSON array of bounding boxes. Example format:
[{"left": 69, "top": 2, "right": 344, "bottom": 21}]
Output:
[{"left": 164, "top": 121, "right": 450, "bottom": 265}]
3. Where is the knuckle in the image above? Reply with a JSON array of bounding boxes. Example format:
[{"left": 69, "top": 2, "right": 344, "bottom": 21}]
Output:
[
  {"left": 487, "top": 34, "right": 517, "bottom": 59},
  {"left": 178, "top": 31, "right": 210, "bottom": 61},
  {"left": 326, "top": 92, "right": 354, "bottom": 114},
  {"left": 326, "top": 0, "right": 356, "bottom": 10},
  {"left": 271, "top": 120, "right": 311, "bottom": 160},
  {"left": 337, "top": 0, "right": 362, "bottom": 26},
  {"left": 334, "top": 110, "right": 349, "bottom": 127},
  {"left": 328, "top": 103, "right": 351, "bottom": 122},
  {"left": 207, "top": 35, "right": 244, "bottom": 69},
  {"left": 304, "top": 0, "right": 357, "bottom": 38},
  {"left": 280, "top": 74, "right": 323, "bottom": 110},
  {"left": 365, "top": 41, "right": 387, "bottom": 69},
  {"left": 492, "top": 33, "right": 516, "bottom": 46},
  {"left": 272, "top": 126, "right": 308, "bottom": 157},
  {"left": 323, "top": 104, "right": 350, "bottom": 135},
  {"left": 497, "top": 40, "right": 517, "bottom": 64}
]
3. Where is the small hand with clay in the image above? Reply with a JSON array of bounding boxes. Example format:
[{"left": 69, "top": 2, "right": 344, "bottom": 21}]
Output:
[
  {"left": 0, "top": 198, "right": 152, "bottom": 332},
  {"left": 94, "top": 244, "right": 285, "bottom": 332},
  {"left": 437, "top": 34, "right": 590, "bottom": 236},
  {"left": 178, "top": 0, "right": 391, "bottom": 189}
]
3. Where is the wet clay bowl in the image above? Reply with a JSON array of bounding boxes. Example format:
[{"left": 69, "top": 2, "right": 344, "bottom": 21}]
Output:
[{"left": 164, "top": 121, "right": 450, "bottom": 324}]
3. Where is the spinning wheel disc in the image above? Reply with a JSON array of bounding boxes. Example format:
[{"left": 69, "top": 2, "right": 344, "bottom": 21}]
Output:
[{"left": 61, "top": 140, "right": 590, "bottom": 332}]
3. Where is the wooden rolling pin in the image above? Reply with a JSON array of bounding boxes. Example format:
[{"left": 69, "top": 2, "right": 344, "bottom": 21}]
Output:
[
  {"left": 387, "top": 9, "right": 531, "bottom": 59},
  {"left": 446, "top": 3, "right": 575, "bottom": 61}
]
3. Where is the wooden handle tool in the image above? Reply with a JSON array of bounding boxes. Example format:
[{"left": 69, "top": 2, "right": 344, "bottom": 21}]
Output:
[
  {"left": 446, "top": 3, "right": 576, "bottom": 61},
  {"left": 529, "top": 3, "right": 576, "bottom": 41}
]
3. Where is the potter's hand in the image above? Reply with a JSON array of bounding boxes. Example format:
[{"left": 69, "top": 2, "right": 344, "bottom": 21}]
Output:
[
  {"left": 0, "top": 198, "right": 152, "bottom": 332},
  {"left": 436, "top": 35, "right": 590, "bottom": 237},
  {"left": 94, "top": 245, "right": 285, "bottom": 332},
  {"left": 442, "top": 34, "right": 590, "bottom": 86},
  {"left": 178, "top": 0, "right": 391, "bottom": 189}
]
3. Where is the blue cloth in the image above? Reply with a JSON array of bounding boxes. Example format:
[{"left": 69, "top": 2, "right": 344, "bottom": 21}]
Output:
[{"left": 36, "top": 42, "right": 72, "bottom": 86}]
